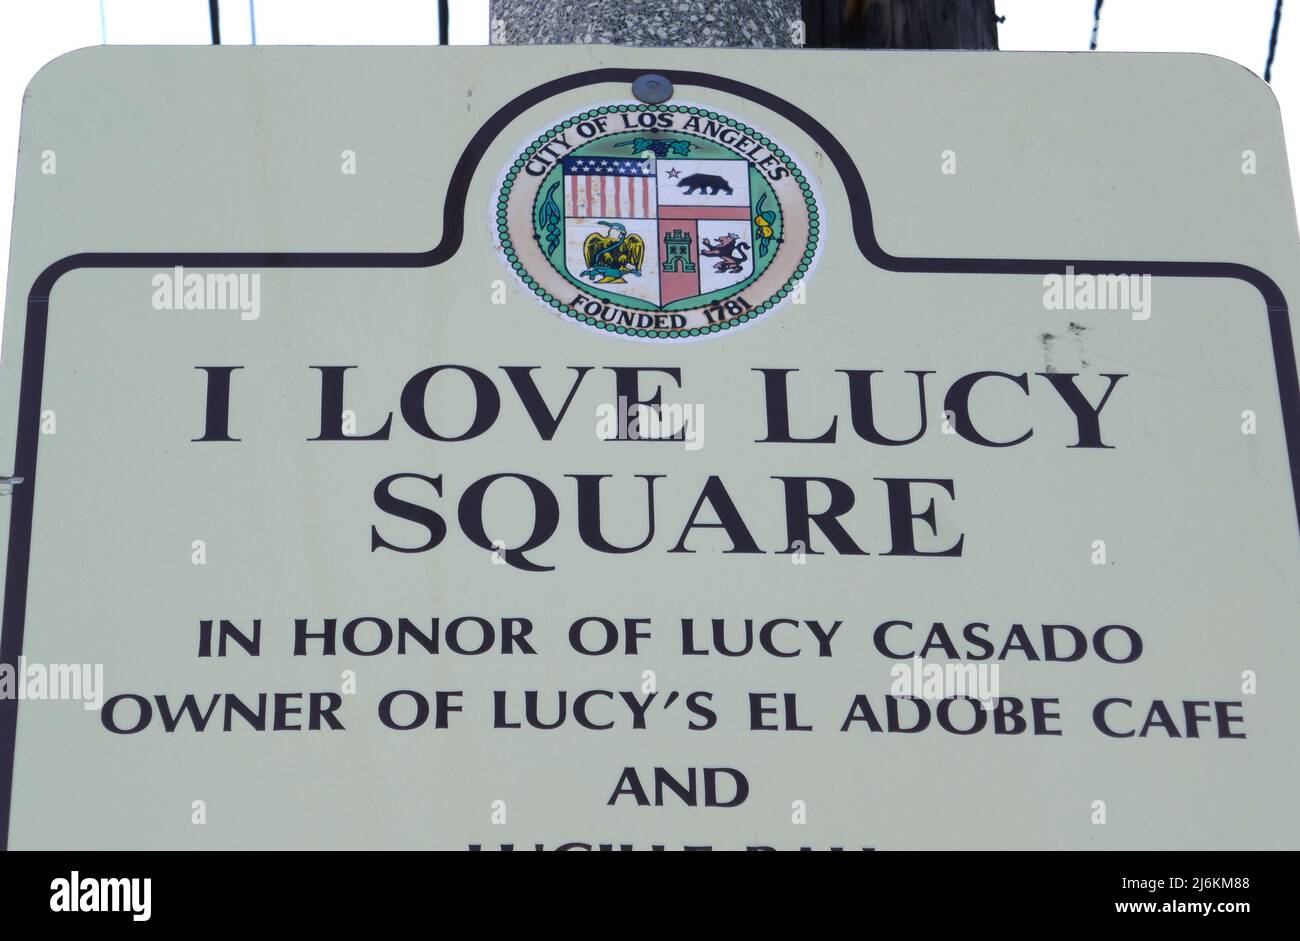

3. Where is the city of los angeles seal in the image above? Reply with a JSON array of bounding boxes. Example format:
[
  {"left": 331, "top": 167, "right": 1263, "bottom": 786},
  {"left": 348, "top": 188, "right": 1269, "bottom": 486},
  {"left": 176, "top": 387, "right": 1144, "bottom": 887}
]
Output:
[{"left": 494, "top": 102, "right": 823, "bottom": 341}]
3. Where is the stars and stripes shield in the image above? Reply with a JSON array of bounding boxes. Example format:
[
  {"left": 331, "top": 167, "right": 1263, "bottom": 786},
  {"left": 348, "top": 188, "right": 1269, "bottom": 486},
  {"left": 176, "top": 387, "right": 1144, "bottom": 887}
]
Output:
[{"left": 561, "top": 155, "right": 755, "bottom": 308}]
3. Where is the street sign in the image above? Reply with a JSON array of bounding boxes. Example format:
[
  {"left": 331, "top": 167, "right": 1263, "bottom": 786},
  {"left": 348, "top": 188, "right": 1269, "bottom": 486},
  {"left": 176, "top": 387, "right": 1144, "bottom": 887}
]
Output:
[{"left": 1, "top": 46, "right": 1297, "bottom": 849}]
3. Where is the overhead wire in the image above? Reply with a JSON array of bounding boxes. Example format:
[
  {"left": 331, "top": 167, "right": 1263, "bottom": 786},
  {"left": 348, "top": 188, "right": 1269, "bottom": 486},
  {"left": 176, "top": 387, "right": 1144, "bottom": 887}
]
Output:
[{"left": 1266, "top": 0, "right": 1284, "bottom": 82}]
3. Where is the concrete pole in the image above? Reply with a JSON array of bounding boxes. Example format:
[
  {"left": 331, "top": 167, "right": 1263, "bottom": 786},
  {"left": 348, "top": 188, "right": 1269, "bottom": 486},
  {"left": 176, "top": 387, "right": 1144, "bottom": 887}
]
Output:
[
  {"left": 488, "top": 1, "right": 999, "bottom": 50},
  {"left": 488, "top": 0, "right": 804, "bottom": 48}
]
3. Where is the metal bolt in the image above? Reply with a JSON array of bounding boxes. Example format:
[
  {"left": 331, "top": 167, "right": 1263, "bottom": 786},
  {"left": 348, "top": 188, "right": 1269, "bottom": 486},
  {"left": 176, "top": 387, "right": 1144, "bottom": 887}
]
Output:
[{"left": 632, "top": 74, "right": 673, "bottom": 105}]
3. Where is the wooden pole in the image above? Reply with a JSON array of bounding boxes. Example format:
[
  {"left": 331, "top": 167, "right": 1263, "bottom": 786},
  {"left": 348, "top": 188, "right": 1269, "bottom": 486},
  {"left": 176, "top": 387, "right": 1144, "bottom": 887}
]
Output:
[{"left": 810, "top": 0, "right": 1000, "bottom": 49}]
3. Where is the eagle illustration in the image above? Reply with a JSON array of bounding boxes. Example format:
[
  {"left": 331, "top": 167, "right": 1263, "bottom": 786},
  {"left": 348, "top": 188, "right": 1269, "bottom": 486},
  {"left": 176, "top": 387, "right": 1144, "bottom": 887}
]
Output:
[{"left": 580, "top": 221, "right": 645, "bottom": 284}]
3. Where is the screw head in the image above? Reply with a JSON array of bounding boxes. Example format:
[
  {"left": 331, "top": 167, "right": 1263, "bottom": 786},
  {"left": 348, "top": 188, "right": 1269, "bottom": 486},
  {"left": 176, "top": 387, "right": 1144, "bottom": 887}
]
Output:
[{"left": 632, "top": 74, "right": 673, "bottom": 105}]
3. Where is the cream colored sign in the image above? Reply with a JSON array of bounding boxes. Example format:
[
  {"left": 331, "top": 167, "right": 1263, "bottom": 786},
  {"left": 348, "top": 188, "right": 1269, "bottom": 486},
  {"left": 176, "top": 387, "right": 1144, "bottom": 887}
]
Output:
[{"left": 0, "top": 46, "right": 1298, "bottom": 850}]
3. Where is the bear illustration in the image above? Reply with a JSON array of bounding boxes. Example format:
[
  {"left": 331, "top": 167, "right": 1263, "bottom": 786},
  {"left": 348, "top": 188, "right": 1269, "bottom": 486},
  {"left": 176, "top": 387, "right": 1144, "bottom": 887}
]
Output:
[{"left": 677, "top": 172, "right": 733, "bottom": 196}]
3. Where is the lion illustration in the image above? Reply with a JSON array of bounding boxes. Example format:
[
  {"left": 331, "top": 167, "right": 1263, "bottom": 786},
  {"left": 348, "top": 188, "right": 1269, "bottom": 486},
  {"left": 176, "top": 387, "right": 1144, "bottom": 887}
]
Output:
[{"left": 699, "top": 233, "right": 751, "bottom": 274}]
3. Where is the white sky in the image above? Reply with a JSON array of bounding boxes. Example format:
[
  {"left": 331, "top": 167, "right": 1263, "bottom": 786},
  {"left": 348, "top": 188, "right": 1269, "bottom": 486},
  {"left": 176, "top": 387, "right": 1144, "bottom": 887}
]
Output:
[{"left": 0, "top": 0, "right": 1296, "bottom": 319}]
